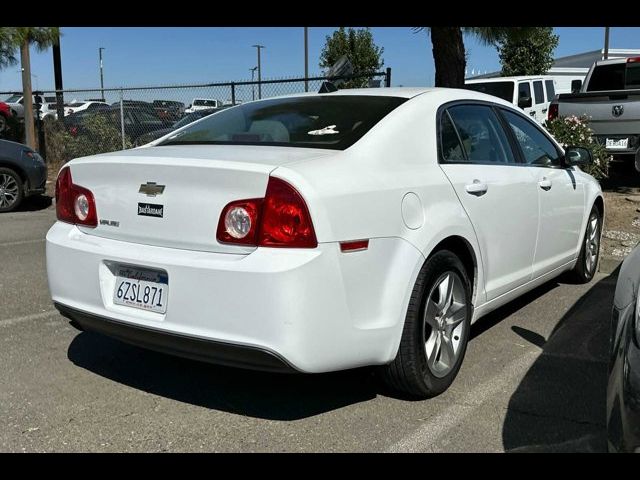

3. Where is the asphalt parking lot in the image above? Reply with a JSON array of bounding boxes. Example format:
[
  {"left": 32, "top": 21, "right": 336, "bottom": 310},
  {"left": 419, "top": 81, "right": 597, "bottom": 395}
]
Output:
[{"left": 0, "top": 198, "right": 615, "bottom": 452}]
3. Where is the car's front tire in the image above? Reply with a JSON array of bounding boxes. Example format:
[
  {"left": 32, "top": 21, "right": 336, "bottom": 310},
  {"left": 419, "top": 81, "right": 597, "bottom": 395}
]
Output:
[
  {"left": 380, "top": 250, "right": 472, "bottom": 398},
  {"left": 570, "top": 204, "right": 602, "bottom": 283},
  {"left": 0, "top": 167, "right": 23, "bottom": 213}
]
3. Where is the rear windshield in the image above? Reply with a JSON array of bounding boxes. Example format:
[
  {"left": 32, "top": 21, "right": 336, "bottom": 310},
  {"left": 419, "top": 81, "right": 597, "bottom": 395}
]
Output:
[
  {"left": 587, "top": 62, "right": 640, "bottom": 91},
  {"left": 160, "top": 95, "right": 408, "bottom": 150},
  {"left": 464, "top": 82, "right": 514, "bottom": 102},
  {"left": 193, "top": 99, "right": 218, "bottom": 107}
]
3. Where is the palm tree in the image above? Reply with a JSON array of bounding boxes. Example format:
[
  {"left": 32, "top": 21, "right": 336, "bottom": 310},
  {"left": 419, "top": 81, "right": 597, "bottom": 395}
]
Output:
[
  {"left": 0, "top": 27, "right": 60, "bottom": 149},
  {"left": 416, "top": 27, "right": 535, "bottom": 88}
]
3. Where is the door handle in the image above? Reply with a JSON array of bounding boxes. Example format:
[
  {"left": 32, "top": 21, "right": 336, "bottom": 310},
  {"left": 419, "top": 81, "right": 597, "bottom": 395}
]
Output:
[
  {"left": 465, "top": 180, "right": 488, "bottom": 196},
  {"left": 539, "top": 177, "right": 552, "bottom": 191},
  {"left": 529, "top": 111, "right": 536, "bottom": 116},
  {"left": 542, "top": 108, "right": 548, "bottom": 113}
]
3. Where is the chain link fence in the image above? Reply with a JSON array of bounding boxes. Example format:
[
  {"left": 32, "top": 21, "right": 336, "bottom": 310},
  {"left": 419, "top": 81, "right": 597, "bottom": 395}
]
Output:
[{"left": 0, "top": 70, "right": 391, "bottom": 168}]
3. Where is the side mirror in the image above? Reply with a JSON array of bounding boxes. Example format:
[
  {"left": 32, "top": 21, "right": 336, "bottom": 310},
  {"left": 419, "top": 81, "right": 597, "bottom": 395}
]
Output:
[
  {"left": 571, "top": 79, "right": 583, "bottom": 94},
  {"left": 518, "top": 95, "right": 532, "bottom": 109},
  {"left": 563, "top": 146, "right": 592, "bottom": 167}
]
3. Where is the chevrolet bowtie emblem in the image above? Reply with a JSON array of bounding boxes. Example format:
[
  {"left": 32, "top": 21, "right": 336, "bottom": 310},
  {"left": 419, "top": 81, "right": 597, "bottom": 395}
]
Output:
[{"left": 139, "top": 182, "right": 165, "bottom": 197}]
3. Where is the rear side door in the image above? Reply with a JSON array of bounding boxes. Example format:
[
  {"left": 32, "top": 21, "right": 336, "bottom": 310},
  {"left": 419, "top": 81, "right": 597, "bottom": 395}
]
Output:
[
  {"left": 531, "top": 79, "right": 548, "bottom": 124},
  {"left": 438, "top": 103, "right": 539, "bottom": 301},
  {"left": 499, "top": 107, "right": 585, "bottom": 276}
]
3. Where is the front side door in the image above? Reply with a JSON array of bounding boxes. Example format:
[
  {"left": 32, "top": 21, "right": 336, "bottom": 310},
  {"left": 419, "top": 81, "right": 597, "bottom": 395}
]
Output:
[
  {"left": 439, "top": 103, "right": 539, "bottom": 301},
  {"left": 499, "top": 108, "right": 585, "bottom": 276},
  {"left": 517, "top": 81, "right": 535, "bottom": 120}
]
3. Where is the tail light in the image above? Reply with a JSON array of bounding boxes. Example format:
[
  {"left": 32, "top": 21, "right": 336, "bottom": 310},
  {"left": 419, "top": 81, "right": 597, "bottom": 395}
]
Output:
[
  {"left": 55, "top": 166, "right": 98, "bottom": 227},
  {"left": 548, "top": 103, "right": 559, "bottom": 121},
  {"left": 217, "top": 176, "right": 317, "bottom": 248},
  {"left": 627, "top": 57, "right": 640, "bottom": 63}
]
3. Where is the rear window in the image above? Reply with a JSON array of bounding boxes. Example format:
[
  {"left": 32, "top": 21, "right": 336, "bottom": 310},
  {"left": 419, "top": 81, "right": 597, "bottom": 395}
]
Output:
[
  {"left": 587, "top": 63, "right": 625, "bottom": 91},
  {"left": 464, "top": 82, "right": 514, "bottom": 102},
  {"left": 160, "top": 95, "right": 408, "bottom": 150},
  {"left": 193, "top": 100, "right": 218, "bottom": 107}
]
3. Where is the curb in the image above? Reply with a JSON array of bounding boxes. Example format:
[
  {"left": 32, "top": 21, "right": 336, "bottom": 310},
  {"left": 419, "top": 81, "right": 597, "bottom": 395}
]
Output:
[{"left": 599, "top": 255, "right": 623, "bottom": 275}]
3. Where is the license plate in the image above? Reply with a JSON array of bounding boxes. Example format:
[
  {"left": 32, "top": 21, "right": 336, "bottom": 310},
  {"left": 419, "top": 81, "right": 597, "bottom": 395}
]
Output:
[
  {"left": 606, "top": 137, "right": 629, "bottom": 149},
  {"left": 113, "top": 266, "right": 168, "bottom": 314}
]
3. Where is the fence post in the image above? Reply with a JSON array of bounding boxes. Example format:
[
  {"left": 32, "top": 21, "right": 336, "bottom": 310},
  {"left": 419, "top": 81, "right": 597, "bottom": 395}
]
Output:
[
  {"left": 119, "top": 89, "right": 126, "bottom": 150},
  {"left": 231, "top": 82, "right": 236, "bottom": 106},
  {"left": 385, "top": 68, "right": 392, "bottom": 88}
]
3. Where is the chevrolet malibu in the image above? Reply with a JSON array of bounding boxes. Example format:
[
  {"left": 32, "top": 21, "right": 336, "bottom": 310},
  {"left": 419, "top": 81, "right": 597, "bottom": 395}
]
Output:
[{"left": 46, "top": 88, "right": 604, "bottom": 398}]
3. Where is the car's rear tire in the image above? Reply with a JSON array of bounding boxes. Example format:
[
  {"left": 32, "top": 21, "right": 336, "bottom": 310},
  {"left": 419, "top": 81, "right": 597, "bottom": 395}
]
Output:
[
  {"left": 570, "top": 204, "right": 602, "bottom": 283},
  {"left": 0, "top": 114, "right": 8, "bottom": 134},
  {"left": 380, "top": 250, "right": 472, "bottom": 398},
  {"left": 0, "top": 168, "right": 24, "bottom": 213}
]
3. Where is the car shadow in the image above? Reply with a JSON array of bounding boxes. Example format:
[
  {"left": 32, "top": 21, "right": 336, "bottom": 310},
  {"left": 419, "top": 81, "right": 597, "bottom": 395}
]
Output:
[
  {"left": 67, "top": 331, "right": 379, "bottom": 421},
  {"left": 13, "top": 194, "right": 52, "bottom": 212},
  {"left": 500, "top": 270, "right": 619, "bottom": 452}
]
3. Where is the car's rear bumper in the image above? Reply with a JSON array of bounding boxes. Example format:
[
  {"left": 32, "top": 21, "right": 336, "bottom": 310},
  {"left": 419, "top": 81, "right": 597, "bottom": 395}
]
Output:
[
  {"left": 46, "top": 222, "right": 423, "bottom": 373},
  {"left": 55, "top": 302, "right": 296, "bottom": 373}
]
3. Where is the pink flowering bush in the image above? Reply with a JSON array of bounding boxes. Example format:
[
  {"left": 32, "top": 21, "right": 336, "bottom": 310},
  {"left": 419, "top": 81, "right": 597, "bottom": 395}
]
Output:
[{"left": 543, "top": 114, "right": 610, "bottom": 179}]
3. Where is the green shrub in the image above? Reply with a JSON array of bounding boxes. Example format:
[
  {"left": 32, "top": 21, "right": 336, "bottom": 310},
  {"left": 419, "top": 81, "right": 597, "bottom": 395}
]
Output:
[
  {"left": 543, "top": 115, "right": 610, "bottom": 180},
  {"left": 44, "top": 114, "right": 132, "bottom": 169}
]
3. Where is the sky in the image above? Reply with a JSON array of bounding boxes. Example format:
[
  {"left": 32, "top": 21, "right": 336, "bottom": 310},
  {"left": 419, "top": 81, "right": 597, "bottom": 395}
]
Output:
[{"left": 0, "top": 27, "right": 639, "bottom": 93}]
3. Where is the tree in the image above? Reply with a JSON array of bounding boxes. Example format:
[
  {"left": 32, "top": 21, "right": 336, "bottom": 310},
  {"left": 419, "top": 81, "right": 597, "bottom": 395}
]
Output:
[
  {"left": 319, "top": 27, "right": 384, "bottom": 88},
  {"left": 0, "top": 27, "right": 60, "bottom": 150},
  {"left": 415, "top": 27, "right": 537, "bottom": 88},
  {"left": 498, "top": 27, "right": 559, "bottom": 76}
]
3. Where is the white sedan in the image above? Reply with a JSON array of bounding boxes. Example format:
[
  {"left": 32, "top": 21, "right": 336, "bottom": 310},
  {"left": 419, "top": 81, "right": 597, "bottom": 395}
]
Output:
[{"left": 46, "top": 88, "right": 603, "bottom": 398}]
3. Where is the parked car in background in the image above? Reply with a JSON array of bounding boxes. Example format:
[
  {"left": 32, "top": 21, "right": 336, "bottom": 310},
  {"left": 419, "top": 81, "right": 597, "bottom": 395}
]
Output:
[
  {"left": 134, "top": 106, "right": 232, "bottom": 146},
  {"left": 47, "top": 88, "right": 603, "bottom": 398},
  {"left": 3, "top": 93, "right": 46, "bottom": 119},
  {"left": 464, "top": 76, "right": 557, "bottom": 124},
  {"left": 185, "top": 98, "right": 222, "bottom": 113},
  {"left": 550, "top": 57, "right": 640, "bottom": 171},
  {"left": 64, "top": 101, "right": 109, "bottom": 116},
  {"left": 607, "top": 243, "right": 640, "bottom": 452},
  {"left": 152, "top": 100, "right": 185, "bottom": 122},
  {"left": 65, "top": 105, "right": 173, "bottom": 144},
  {"left": 0, "top": 102, "right": 12, "bottom": 134},
  {"left": 0, "top": 138, "right": 47, "bottom": 212}
]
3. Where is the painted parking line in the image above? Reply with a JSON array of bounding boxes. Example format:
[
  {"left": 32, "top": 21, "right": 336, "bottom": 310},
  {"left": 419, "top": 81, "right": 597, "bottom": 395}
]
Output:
[
  {"left": 0, "top": 239, "right": 45, "bottom": 248},
  {"left": 0, "top": 310, "right": 59, "bottom": 327},
  {"left": 384, "top": 350, "right": 540, "bottom": 453}
]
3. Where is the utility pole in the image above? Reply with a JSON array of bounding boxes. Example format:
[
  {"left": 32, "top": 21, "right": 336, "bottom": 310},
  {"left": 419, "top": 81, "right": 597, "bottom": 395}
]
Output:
[
  {"left": 52, "top": 31, "right": 64, "bottom": 120},
  {"left": 252, "top": 44, "right": 265, "bottom": 99},
  {"left": 304, "top": 27, "right": 309, "bottom": 92},
  {"left": 603, "top": 27, "right": 610, "bottom": 60},
  {"left": 20, "top": 41, "right": 36, "bottom": 150},
  {"left": 99, "top": 47, "right": 105, "bottom": 101},
  {"left": 250, "top": 66, "right": 258, "bottom": 101}
]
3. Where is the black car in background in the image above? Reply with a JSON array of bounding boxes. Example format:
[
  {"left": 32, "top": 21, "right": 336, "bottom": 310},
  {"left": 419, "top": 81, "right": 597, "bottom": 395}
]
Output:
[
  {"left": 0, "top": 139, "right": 47, "bottom": 212},
  {"left": 133, "top": 106, "right": 231, "bottom": 146},
  {"left": 65, "top": 105, "right": 173, "bottom": 144},
  {"left": 608, "top": 246, "right": 640, "bottom": 452}
]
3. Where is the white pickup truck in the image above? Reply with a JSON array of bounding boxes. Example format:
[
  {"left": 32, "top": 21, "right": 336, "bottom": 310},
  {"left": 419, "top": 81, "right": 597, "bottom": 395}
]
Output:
[
  {"left": 550, "top": 57, "right": 640, "bottom": 170},
  {"left": 464, "top": 76, "right": 557, "bottom": 124},
  {"left": 184, "top": 98, "right": 222, "bottom": 114}
]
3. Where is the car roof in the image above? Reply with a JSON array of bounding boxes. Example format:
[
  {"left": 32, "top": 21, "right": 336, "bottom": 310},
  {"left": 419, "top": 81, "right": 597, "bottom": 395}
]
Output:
[{"left": 465, "top": 76, "right": 555, "bottom": 83}]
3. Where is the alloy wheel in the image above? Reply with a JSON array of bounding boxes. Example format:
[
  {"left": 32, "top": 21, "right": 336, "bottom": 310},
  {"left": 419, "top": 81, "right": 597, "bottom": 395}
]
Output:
[{"left": 0, "top": 173, "right": 19, "bottom": 209}]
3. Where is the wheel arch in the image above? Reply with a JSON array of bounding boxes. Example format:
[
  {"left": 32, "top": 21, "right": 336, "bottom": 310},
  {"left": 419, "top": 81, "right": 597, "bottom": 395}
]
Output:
[
  {"left": 427, "top": 235, "right": 480, "bottom": 310},
  {"left": 0, "top": 159, "right": 28, "bottom": 187}
]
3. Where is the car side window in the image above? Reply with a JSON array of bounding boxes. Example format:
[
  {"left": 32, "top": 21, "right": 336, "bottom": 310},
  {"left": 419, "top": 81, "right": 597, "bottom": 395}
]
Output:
[
  {"left": 518, "top": 82, "right": 531, "bottom": 103},
  {"left": 501, "top": 109, "right": 562, "bottom": 167},
  {"left": 533, "top": 81, "right": 544, "bottom": 104},
  {"left": 446, "top": 105, "right": 516, "bottom": 164},
  {"left": 545, "top": 80, "right": 556, "bottom": 101},
  {"left": 440, "top": 111, "right": 466, "bottom": 162}
]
